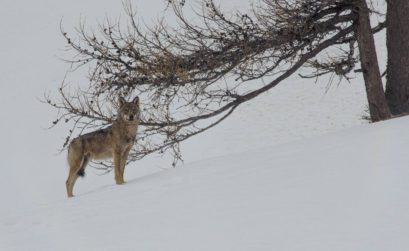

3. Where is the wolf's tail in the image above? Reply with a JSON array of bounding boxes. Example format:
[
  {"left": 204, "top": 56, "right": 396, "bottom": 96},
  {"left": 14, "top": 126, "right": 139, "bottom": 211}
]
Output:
[
  {"left": 77, "top": 167, "right": 85, "bottom": 177},
  {"left": 67, "top": 139, "right": 87, "bottom": 177},
  {"left": 77, "top": 155, "right": 89, "bottom": 177}
]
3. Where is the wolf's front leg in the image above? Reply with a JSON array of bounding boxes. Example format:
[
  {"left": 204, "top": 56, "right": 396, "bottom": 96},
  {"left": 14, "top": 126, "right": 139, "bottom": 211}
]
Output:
[
  {"left": 120, "top": 146, "right": 132, "bottom": 183},
  {"left": 113, "top": 149, "right": 125, "bottom": 185}
]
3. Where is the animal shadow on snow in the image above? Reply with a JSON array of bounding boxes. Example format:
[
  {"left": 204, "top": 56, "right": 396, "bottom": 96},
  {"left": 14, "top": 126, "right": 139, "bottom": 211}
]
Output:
[{"left": 79, "top": 170, "right": 164, "bottom": 197}]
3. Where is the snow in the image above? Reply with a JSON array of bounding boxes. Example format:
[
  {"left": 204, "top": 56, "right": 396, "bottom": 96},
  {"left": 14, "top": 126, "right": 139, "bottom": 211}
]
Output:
[
  {"left": 2, "top": 0, "right": 408, "bottom": 250},
  {"left": 2, "top": 116, "right": 409, "bottom": 251}
]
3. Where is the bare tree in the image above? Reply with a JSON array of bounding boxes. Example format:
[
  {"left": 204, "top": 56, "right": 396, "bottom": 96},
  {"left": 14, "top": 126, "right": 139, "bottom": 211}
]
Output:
[
  {"left": 355, "top": 0, "right": 390, "bottom": 121},
  {"left": 385, "top": 0, "right": 409, "bottom": 115},
  {"left": 46, "top": 0, "right": 389, "bottom": 169}
]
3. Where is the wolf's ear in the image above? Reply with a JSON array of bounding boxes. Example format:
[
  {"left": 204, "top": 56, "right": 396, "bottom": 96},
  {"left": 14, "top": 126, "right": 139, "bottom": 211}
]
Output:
[
  {"left": 119, "top": 97, "right": 126, "bottom": 107},
  {"left": 132, "top": 96, "right": 139, "bottom": 105}
]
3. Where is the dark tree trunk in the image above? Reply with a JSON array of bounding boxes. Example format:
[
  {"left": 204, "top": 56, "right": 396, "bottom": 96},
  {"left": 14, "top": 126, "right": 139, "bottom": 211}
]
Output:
[
  {"left": 355, "top": 0, "right": 391, "bottom": 122},
  {"left": 385, "top": 0, "right": 409, "bottom": 115}
]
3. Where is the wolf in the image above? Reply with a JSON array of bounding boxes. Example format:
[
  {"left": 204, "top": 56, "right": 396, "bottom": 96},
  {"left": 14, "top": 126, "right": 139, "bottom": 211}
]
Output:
[{"left": 65, "top": 96, "right": 140, "bottom": 197}]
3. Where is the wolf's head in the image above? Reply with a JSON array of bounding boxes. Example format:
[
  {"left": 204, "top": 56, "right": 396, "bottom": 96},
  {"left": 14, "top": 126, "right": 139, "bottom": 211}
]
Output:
[{"left": 118, "top": 96, "right": 140, "bottom": 123}]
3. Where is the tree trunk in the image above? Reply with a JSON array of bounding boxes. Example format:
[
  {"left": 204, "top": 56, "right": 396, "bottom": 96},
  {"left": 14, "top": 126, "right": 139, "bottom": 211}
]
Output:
[
  {"left": 385, "top": 0, "right": 409, "bottom": 115},
  {"left": 355, "top": 0, "right": 391, "bottom": 122}
]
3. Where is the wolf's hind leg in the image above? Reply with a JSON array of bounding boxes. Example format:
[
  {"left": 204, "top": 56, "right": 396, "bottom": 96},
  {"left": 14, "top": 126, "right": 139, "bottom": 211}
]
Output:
[{"left": 66, "top": 144, "right": 86, "bottom": 197}]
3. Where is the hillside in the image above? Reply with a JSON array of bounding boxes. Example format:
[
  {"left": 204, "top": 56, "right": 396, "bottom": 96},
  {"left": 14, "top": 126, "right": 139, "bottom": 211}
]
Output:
[{"left": 2, "top": 117, "right": 409, "bottom": 251}]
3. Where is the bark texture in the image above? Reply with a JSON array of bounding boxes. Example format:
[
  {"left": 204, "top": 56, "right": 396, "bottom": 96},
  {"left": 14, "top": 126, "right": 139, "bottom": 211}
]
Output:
[
  {"left": 385, "top": 0, "right": 409, "bottom": 114},
  {"left": 355, "top": 0, "right": 391, "bottom": 121}
]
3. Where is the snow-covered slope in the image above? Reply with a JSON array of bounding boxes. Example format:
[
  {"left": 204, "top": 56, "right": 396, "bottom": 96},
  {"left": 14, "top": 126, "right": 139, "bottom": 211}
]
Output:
[{"left": 2, "top": 116, "right": 409, "bottom": 251}]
